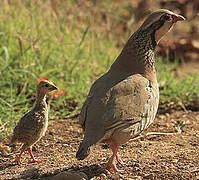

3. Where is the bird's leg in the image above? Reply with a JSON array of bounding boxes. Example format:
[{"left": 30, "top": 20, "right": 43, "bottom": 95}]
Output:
[
  {"left": 116, "top": 153, "right": 124, "bottom": 165},
  {"left": 110, "top": 143, "right": 124, "bottom": 165},
  {"left": 27, "top": 147, "right": 42, "bottom": 163},
  {"left": 105, "top": 143, "right": 124, "bottom": 172},
  {"left": 14, "top": 148, "right": 25, "bottom": 165}
]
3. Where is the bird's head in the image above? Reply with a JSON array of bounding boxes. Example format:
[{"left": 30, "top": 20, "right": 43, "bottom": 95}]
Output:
[
  {"left": 37, "top": 80, "right": 58, "bottom": 94},
  {"left": 140, "top": 9, "right": 185, "bottom": 44}
]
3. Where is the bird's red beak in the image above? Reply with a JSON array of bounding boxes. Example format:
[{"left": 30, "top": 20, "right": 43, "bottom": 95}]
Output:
[{"left": 173, "top": 14, "right": 185, "bottom": 23}]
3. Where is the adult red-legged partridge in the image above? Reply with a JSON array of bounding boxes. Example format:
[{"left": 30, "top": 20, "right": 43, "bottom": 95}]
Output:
[
  {"left": 11, "top": 80, "right": 57, "bottom": 165},
  {"left": 76, "top": 9, "right": 185, "bottom": 172}
]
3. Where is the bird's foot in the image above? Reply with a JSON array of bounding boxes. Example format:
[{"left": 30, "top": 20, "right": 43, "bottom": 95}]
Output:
[
  {"left": 27, "top": 147, "right": 42, "bottom": 163},
  {"left": 105, "top": 160, "right": 124, "bottom": 173},
  {"left": 31, "top": 159, "right": 42, "bottom": 163},
  {"left": 14, "top": 158, "right": 22, "bottom": 165}
]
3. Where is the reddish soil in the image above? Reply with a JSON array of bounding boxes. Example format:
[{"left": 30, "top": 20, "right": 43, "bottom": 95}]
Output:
[{"left": 1, "top": 111, "right": 199, "bottom": 180}]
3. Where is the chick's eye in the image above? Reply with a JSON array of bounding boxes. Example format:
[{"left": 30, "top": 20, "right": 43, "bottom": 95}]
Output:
[
  {"left": 163, "top": 14, "right": 171, "bottom": 21},
  {"left": 45, "top": 84, "right": 49, "bottom": 87}
]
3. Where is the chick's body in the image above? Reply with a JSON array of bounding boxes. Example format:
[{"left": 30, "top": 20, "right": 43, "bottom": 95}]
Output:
[
  {"left": 11, "top": 80, "right": 57, "bottom": 165},
  {"left": 76, "top": 9, "right": 185, "bottom": 172},
  {"left": 11, "top": 103, "right": 48, "bottom": 147}
]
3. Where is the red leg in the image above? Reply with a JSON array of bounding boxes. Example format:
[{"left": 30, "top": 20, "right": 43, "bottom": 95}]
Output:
[
  {"left": 106, "top": 143, "right": 124, "bottom": 172},
  {"left": 116, "top": 153, "right": 124, "bottom": 165},
  {"left": 15, "top": 149, "right": 25, "bottom": 165},
  {"left": 27, "top": 147, "right": 42, "bottom": 163},
  {"left": 110, "top": 143, "right": 124, "bottom": 165}
]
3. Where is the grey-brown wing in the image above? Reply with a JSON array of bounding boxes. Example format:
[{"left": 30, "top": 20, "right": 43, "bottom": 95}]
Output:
[
  {"left": 78, "top": 74, "right": 111, "bottom": 145},
  {"left": 80, "top": 73, "right": 156, "bottom": 146},
  {"left": 102, "top": 74, "right": 158, "bottom": 136},
  {"left": 79, "top": 76, "right": 107, "bottom": 129}
]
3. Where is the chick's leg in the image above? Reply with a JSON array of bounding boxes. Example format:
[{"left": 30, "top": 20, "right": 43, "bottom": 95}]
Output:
[
  {"left": 15, "top": 147, "right": 25, "bottom": 165},
  {"left": 27, "top": 147, "right": 42, "bottom": 163}
]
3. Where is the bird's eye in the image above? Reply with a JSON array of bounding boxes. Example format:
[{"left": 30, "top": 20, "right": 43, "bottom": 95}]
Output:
[
  {"left": 162, "top": 14, "right": 171, "bottom": 21},
  {"left": 45, "top": 84, "right": 49, "bottom": 87}
]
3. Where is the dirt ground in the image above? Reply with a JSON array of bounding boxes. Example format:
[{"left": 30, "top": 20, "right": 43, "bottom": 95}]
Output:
[{"left": 0, "top": 110, "right": 199, "bottom": 180}]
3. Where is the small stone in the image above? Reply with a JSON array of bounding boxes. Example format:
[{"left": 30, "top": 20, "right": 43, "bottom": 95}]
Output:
[{"left": 51, "top": 171, "right": 88, "bottom": 180}]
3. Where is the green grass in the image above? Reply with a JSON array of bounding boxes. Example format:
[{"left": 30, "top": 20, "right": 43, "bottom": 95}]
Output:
[
  {"left": 0, "top": 0, "right": 199, "bottom": 138},
  {"left": 157, "top": 59, "right": 199, "bottom": 112}
]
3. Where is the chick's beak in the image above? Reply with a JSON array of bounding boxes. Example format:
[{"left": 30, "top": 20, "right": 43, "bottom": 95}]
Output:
[
  {"left": 173, "top": 14, "right": 185, "bottom": 23},
  {"left": 51, "top": 85, "right": 58, "bottom": 91}
]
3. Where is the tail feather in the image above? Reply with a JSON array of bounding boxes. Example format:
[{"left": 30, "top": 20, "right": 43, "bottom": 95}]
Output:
[{"left": 76, "top": 141, "right": 90, "bottom": 160}]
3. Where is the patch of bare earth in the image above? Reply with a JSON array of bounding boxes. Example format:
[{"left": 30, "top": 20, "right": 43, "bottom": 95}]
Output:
[{"left": 1, "top": 111, "right": 199, "bottom": 180}]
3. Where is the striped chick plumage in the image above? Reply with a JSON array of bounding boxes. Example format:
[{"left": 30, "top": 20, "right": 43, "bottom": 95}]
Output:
[{"left": 11, "top": 80, "right": 57, "bottom": 165}]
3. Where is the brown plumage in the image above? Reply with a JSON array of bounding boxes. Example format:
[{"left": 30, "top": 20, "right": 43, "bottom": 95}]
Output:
[
  {"left": 76, "top": 9, "right": 185, "bottom": 172},
  {"left": 11, "top": 80, "right": 57, "bottom": 165}
]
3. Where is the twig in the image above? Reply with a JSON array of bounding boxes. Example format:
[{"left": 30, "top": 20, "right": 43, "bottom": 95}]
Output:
[
  {"left": 130, "top": 131, "right": 177, "bottom": 141},
  {"left": 145, "top": 132, "right": 177, "bottom": 136},
  {"left": 65, "top": 113, "right": 80, "bottom": 119}
]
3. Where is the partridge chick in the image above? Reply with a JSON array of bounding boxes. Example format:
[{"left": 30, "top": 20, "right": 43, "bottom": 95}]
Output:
[
  {"left": 11, "top": 80, "right": 57, "bottom": 165},
  {"left": 76, "top": 9, "right": 185, "bottom": 172}
]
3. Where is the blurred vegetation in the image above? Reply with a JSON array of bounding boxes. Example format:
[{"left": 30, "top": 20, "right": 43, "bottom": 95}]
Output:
[{"left": 0, "top": 0, "right": 199, "bottom": 138}]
